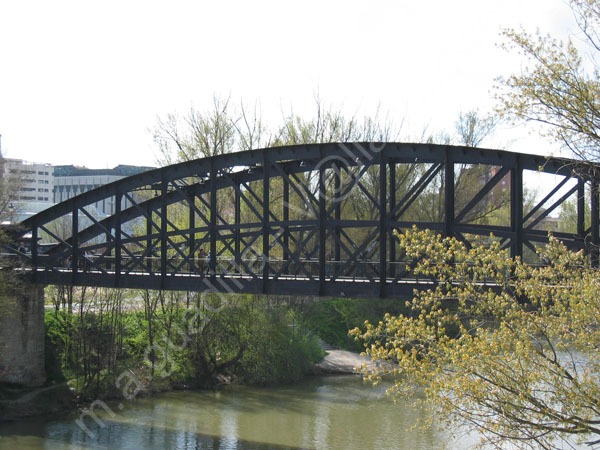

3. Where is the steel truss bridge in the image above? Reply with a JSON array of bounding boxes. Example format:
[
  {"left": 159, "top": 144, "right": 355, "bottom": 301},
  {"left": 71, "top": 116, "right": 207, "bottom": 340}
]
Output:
[{"left": 14, "top": 143, "right": 600, "bottom": 299}]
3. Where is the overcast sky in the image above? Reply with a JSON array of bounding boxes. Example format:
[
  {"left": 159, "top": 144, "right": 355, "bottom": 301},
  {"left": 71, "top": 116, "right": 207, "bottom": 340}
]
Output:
[{"left": 0, "top": 0, "right": 577, "bottom": 169}]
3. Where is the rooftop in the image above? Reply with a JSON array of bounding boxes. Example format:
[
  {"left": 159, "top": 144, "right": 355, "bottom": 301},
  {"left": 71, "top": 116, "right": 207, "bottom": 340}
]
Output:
[{"left": 53, "top": 164, "right": 154, "bottom": 177}]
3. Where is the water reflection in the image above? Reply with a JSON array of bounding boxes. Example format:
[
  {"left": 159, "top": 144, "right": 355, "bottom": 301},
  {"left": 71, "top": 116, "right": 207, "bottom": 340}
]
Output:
[{"left": 0, "top": 375, "right": 454, "bottom": 450}]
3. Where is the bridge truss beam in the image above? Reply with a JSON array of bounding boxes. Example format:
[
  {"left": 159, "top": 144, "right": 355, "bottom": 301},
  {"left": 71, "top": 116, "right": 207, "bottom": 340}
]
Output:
[{"left": 15, "top": 143, "right": 600, "bottom": 299}]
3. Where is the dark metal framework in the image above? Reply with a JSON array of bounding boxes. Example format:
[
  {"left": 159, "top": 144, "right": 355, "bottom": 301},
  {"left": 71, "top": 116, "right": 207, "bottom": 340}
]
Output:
[{"left": 16, "top": 143, "right": 600, "bottom": 299}]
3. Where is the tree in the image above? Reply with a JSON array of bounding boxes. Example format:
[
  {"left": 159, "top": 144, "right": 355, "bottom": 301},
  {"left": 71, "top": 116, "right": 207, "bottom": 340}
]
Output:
[
  {"left": 412, "top": 111, "right": 510, "bottom": 226},
  {"left": 455, "top": 110, "right": 498, "bottom": 148},
  {"left": 351, "top": 228, "right": 600, "bottom": 449},
  {"left": 0, "top": 156, "right": 22, "bottom": 223},
  {"left": 152, "top": 95, "right": 402, "bottom": 164},
  {"left": 0, "top": 155, "right": 30, "bottom": 293},
  {"left": 495, "top": 0, "right": 600, "bottom": 163},
  {"left": 352, "top": 6, "right": 600, "bottom": 441},
  {"left": 152, "top": 95, "right": 270, "bottom": 164}
]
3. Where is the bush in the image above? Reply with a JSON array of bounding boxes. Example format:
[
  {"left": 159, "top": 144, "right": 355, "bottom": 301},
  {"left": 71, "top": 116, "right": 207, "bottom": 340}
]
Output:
[
  {"left": 236, "top": 308, "right": 324, "bottom": 385},
  {"left": 45, "top": 294, "right": 326, "bottom": 398},
  {"left": 300, "top": 298, "right": 411, "bottom": 351}
]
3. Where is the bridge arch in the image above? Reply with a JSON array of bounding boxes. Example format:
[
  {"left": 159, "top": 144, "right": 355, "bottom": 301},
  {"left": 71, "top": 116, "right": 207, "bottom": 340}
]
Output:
[{"left": 16, "top": 142, "right": 600, "bottom": 299}]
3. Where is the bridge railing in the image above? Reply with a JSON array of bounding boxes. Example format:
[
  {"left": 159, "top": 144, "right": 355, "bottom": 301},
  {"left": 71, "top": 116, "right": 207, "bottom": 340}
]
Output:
[
  {"left": 28, "top": 253, "right": 511, "bottom": 285},
  {"left": 11, "top": 248, "right": 583, "bottom": 293}
]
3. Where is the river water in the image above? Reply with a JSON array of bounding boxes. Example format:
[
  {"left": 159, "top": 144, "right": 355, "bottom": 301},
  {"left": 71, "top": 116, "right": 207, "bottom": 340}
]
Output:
[{"left": 0, "top": 375, "right": 475, "bottom": 450}]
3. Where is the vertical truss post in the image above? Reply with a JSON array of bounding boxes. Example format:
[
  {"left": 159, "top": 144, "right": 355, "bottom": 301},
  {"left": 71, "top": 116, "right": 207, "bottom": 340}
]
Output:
[
  {"left": 379, "top": 155, "right": 387, "bottom": 298},
  {"left": 262, "top": 151, "right": 270, "bottom": 293},
  {"left": 160, "top": 174, "right": 167, "bottom": 289},
  {"left": 71, "top": 201, "right": 79, "bottom": 283},
  {"left": 146, "top": 204, "right": 152, "bottom": 273},
  {"left": 444, "top": 148, "right": 454, "bottom": 238},
  {"left": 333, "top": 163, "right": 341, "bottom": 267},
  {"left": 389, "top": 159, "right": 396, "bottom": 279},
  {"left": 510, "top": 157, "right": 523, "bottom": 259},
  {"left": 319, "top": 157, "right": 326, "bottom": 295},
  {"left": 592, "top": 180, "right": 599, "bottom": 266},
  {"left": 209, "top": 160, "right": 217, "bottom": 278},
  {"left": 577, "top": 179, "right": 585, "bottom": 237},
  {"left": 114, "top": 187, "right": 122, "bottom": 286},
  {"left": 235, "top": 177, "right": 241, "bottom": 274},
  {"left": 188, "top": 193, "right": 195, "bottom": 273},
  {"left": 283, "top": 174, "right": 290, "bottom": 272}
]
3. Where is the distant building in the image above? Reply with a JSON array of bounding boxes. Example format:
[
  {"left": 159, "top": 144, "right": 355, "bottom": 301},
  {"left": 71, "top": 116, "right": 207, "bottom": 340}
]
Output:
[
  {"left": 2, "top": 158, "right": 54, "bottom": 222},
  {"left": 53, "top": 164, "right": 154, "bottom": 216},
  {"left": 4, "top": 158, "right": 53, "bottom": 202},
  {"left": 0, "top": 130, "right": 154, "bottom": 223}
]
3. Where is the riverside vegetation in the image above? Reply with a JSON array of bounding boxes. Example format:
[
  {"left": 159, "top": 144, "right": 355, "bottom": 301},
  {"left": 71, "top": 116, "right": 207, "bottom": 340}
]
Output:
[
  {"left": 44, "top": 292, "right": 326, "bottom": 402},
  {"left": 42, "top": 287, "right": 412, "bottom": 404}
]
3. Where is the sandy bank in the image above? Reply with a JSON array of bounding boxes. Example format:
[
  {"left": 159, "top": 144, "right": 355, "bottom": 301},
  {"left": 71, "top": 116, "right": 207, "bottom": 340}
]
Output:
[{"left": 314, "top": 349, "right": 378, "bottom": 374}]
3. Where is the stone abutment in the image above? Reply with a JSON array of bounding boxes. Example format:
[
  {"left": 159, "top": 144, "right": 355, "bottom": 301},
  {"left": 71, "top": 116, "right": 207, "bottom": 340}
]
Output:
[{"left": 0, "top": 284, "right": 45, "bottom": 387}]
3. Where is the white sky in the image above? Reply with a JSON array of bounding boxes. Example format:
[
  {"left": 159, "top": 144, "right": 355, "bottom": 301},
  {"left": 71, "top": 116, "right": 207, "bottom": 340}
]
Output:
[{"left": 0, "top": 0, "right": 577, "bottom": 169}]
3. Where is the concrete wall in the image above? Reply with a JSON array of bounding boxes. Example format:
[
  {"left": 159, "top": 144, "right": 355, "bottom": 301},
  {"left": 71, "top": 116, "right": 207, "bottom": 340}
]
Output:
[{"left": 0, "top": 284, "right": 45, "bottom": 387}]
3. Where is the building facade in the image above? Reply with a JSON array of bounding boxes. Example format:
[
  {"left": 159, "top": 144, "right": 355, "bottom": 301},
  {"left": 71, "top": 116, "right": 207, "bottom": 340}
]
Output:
[
  {"left": 53, "top": 164, "right": 154, "bottom": 216},
  {"left": 2, "top": 158, "right": 54, "bottom": 222}
]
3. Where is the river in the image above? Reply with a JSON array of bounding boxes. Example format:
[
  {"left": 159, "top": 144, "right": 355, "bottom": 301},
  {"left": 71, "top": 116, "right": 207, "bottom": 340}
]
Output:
[{"left": 0, "top": 375, "right": 476, "bottom": 449}]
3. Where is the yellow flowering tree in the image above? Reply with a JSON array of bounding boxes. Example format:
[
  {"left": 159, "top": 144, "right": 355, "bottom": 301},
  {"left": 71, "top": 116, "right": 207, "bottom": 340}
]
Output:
[
  {"left": 351, "top": 227, "right": 600, "bottom": 449},
  {"left": 495, "top": 0, "right": 600, "bottom": 163}
]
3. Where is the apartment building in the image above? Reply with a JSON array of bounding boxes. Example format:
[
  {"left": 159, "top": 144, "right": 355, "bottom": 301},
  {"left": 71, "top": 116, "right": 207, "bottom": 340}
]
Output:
[{"left": 2, "top": 158, "right": 54, "bottom": 221}]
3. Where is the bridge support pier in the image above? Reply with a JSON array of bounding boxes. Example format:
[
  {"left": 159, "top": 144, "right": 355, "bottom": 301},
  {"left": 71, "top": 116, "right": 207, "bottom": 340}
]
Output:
[{"left": 0, "top": 283, "right": 46, "bottom": 387}]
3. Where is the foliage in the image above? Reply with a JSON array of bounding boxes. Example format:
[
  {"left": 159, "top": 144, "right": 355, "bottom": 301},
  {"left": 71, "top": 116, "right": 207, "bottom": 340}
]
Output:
[
  {"left": 557, "top": 194, "right": 592, "bottom": 235},
  {"left": 300, "top": 297, "right": 411, "bottom": 352},
  {"left": 45, "top": 290, "right": 323, "bottom": 400},
  {"left": 234, "top": 307, "right": 324, "bottom": 385},
  {"left": 455, "top": 110, "right": 498, "bottom": 148},
  {"left": 0, "top": 227, "right": 28, "bottom": 288},
  {"left": 172, "top": 295, "right": 323, "bottom": 386},
  {"left": 351, "top": 228, "right": 600, "bottom": 449},
  {"left": 45, "top": 288, "right": 135, "bottom": 399},
  {"left": 0, "top": 227, "right": 35, "bottom": 320},
  {"left": 152, "top": 95, "right": 402, "bottom": 166},
  {"left": 152, "top": 96, "right": 268, "bottom": 163},
  {"left": 495, "top": 0, "right": 600, "bottom": 163},
  {"left": 0, "top": 159, "right": 22, "bottom": 223}
]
